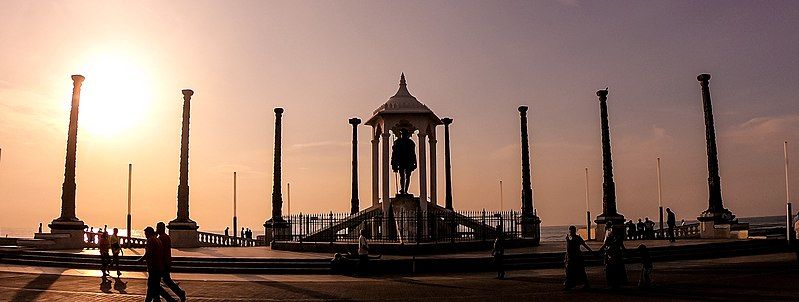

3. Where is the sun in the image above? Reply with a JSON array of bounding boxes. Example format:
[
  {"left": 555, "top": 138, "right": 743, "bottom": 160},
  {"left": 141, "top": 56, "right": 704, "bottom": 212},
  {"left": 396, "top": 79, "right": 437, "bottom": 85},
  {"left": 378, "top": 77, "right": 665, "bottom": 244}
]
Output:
[{"left": 75, "top": 53, "right": 154, "bottom": 138}]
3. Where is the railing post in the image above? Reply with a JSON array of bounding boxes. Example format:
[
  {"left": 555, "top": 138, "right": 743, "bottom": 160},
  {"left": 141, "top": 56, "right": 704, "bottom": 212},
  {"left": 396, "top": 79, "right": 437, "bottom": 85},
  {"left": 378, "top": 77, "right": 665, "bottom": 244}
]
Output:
[{"left": 481, "top": 209, "right": 486, "bottom": 242}]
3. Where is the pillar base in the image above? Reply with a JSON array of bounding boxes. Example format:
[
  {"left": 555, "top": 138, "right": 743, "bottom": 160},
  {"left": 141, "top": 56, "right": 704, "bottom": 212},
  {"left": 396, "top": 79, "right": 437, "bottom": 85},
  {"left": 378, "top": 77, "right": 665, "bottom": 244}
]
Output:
[
  {"left": 264, "top": 220, "right": 291, "bottom": 245},
  {"left": 697, "top": 208, "right": 736, "bottom": 224},
  {"left": 521, "top": 215, "right": 541, "bottom": 243},
  {"left": 167, "top": 221, "right": 200, "bottom": 248},
  {"left": 699, "top": 220, "right": 749, "bottom": 239},
  {"left": 47, "top": 219, "right": 87, "bottom": 249},
  {"left": 594, "top": 213, "right": 626, "bottom": 241}
]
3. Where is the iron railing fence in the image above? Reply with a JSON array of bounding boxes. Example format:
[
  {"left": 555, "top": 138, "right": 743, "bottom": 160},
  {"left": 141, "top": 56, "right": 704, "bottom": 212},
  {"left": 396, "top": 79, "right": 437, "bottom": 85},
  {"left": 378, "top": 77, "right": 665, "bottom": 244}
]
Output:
[{"left": 277, "top": 209, "right": 534, "bottom": 244}]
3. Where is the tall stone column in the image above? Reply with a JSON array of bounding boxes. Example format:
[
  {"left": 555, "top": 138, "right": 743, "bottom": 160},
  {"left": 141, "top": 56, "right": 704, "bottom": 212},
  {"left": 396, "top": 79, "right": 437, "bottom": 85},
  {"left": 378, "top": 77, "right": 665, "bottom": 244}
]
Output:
[
  {"left": 381, "top": 131, "right": 391, "bottom": 237},
  {"left": 264, "top": 108, "right": 290, "bottom": 243},
  {"left": 48, "top": 75, "right": 87, "bottom": 248},
  {"left": 594, "top": 90, "right": 625, "bottom": 238},
  {"left": 696, "top": 74, "right": 735, "bottom": 225},
  {"left": 442, "top": 118, "right": 454, "bottom": 210},
  {"left": 518, "top": 106, "right": 540, "bottom": 239},
  {"left": 429, "top": 134, "right": 438, "bottom": 206},
  {"left": 168, "top": 89, "right": 199, "bottom": 248},
  {"left": 371, "top": 132, "right": 379, "bottom": 207},
  {"left": 349, "top": 118, "right": 361, "bottom": 214},
  {"left": 418, "top": 132, "right": 428, "bottom": 239}
]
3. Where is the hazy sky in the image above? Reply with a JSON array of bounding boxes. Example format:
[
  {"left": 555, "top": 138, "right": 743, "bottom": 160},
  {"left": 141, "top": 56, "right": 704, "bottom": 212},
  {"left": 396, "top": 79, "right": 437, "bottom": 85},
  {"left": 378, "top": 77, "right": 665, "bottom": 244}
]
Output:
[{"left": 1, "top": 1, "right": 799, "bottom": 233}]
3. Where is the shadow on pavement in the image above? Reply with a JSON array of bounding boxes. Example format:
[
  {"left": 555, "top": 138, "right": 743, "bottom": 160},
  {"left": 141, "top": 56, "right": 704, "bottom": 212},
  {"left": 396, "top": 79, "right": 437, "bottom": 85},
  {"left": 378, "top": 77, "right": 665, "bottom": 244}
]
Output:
[{"left": 9, "top": 273, "right": 61, "bottom": 302}]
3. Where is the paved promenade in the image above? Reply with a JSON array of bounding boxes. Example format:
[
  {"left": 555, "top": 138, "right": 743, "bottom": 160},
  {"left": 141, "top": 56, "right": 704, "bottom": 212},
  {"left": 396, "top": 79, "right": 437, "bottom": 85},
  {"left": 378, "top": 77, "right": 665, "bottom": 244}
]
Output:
[
  {"left": 0, "top": 252, "right": 797, "bottom": 301},
  {"left": 67, "top": 238, "right": 737, "bottom": 259}
]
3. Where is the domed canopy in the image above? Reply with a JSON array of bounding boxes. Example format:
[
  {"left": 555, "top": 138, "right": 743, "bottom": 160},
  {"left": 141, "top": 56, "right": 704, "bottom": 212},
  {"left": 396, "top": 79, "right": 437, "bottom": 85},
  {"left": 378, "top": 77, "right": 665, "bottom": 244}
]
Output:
[{"left": 366, "top": 73, "right": 442, "bottom": 128}]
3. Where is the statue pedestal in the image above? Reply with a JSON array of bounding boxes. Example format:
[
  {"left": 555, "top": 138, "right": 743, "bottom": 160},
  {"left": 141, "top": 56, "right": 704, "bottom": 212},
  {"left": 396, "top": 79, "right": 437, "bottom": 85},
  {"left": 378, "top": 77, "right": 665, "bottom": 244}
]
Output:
[
  {"left": 594, "top": 213, "right": 626, "bottom": 241},
  {"left": 697, "top": 208, "right": 746, "bottom": 239},
  {"left": 390, "top": 194, "right": 421, "bottom": 243},
  {"left": 167, "top": 220, "right": 200, "bottom": 248},
  {"left": 521, "top": 215, "right": 541, "bottom": 243},
  {"left": 47, "top": 219, "right": 86, "bottom": 249},
  {"left": 264, "top": 219, "right": 291, "bottom": 245}
]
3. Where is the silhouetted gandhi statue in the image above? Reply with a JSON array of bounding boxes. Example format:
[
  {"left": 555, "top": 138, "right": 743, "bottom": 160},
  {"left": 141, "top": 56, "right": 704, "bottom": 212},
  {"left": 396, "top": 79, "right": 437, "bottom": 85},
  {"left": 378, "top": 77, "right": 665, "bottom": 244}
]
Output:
[{"left": 391, "top": 129, "right": 417, "bottom": 195}]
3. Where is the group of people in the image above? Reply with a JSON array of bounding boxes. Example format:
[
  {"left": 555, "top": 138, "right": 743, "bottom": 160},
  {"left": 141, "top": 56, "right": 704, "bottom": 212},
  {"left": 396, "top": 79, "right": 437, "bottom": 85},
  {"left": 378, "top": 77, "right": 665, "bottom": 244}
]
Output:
[
  {"left": 224, "top": 226, "right": 255, "bottom": 240},
  {"left": 623, "top": 208, "right": 679, "bottom": 242},
  {"left": 563, "top": 221, "right": 653, "bottom": 290},
  {"left": 139, "top": 222, "right": 187, "bottom": 302},
  {"left": 89, "top": 227, "right": 123, "bottom": 278}
]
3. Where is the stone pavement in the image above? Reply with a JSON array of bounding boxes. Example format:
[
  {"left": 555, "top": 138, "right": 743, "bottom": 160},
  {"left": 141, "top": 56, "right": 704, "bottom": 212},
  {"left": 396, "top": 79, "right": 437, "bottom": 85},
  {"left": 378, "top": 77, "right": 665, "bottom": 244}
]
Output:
[{"left": 0, "top": 252, "right": 797, "bottom": 301}]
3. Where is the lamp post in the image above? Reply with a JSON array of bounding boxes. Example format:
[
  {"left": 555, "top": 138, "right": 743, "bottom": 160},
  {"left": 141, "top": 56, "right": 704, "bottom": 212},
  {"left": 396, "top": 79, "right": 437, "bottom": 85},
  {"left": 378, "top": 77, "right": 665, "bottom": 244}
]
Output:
[
  {"left": 585, "top": 167, "right": 591, "bottom": 240},
  {"left": 785, "top": 141, "right": 793, "bottom": 243},
  {"left": 657, "top": 157, "right": 664, "bottom": 238},
  {"left": 126, "top": 163, "right": 132, "bottom": 243},
  {"left": 233, "top": 171, "right": 237, "bottom": 238}
]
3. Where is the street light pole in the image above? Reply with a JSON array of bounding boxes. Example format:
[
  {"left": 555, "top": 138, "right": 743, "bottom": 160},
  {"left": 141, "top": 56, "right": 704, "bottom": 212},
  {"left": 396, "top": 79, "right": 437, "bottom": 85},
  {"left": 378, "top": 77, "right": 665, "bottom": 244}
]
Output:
[
  {"left": 233, "top": 171, "right": 237, "bottom": 238},
  {"left": 785, "top": 141, "right": 793, "bottom": 244},
  {"left": 657, "top": 157, "right": 664, "bottom": 238},
  {"left": 126, "top": 163, "right": 132, "bottom": 243},
  {"left": 585, "top": 167, "right": 591, "bottom": 240},
  {"left": 499, "top": 180, "right": 503, "bottom": 212}
]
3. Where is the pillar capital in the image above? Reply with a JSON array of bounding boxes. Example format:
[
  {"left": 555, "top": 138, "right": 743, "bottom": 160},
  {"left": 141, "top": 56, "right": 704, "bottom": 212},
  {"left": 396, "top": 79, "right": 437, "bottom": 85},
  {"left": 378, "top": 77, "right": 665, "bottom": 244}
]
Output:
[
  {"left": 71, "top": 74, "right": 85, "bottom": 85},
  {"left": 518, "top": 106, "right": 528, "bottom": 114},
  {"left": 182, "top": 89, "right": 194, "bottom": 98},
  {"left": 596, "top": 89, "right": 608, "bottom": 98},
  {"left": 697, "top": 73, "right": 711, "bottom": 82},
  {"left": 441, "top": 117, "right": 453, "bottom": 125},
  {"left": 349, "top": 117, "right": 361, "bottom": 125},
  {"left": 274, "top": 107, "right": 284, "bottom": 114}
]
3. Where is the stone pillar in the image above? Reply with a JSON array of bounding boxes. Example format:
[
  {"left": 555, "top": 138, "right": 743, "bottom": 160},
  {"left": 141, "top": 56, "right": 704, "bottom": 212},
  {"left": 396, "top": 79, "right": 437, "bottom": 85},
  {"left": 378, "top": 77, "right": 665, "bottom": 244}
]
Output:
[
  {"left": 518, "top": 106, "right": 540, "bottom": 239},
  {"left": 418, "top": 132, "right": 428, "bottom": 239},
  {"left": 264, "top": 108, "right": 290, "bottom": 244},
  {"left": 594, "top": 90, "right": 625, "bottom": 240},
  {"left": 696, "top": 74, "right": 736, "bottom": 236},
  {"left": 48, "top": 75, "right": 87, "bottom": 249},
  {"left": 168, "top": 89, "right": 199, "bottom": 248},
  {"left": 442, "top": 118, "right": 454, "bottom": 210},
  {"left": 381, "top": 131, "right": 391, "bottom": 237},
  {"left": 429, "top": 134, "right": 438, "bottom": 206},
  {"left": 349, "top": 118, "right": 361, "bottom": 215},
  {"left": 371, "top": 132, "right": 379, "bottom": 207}
]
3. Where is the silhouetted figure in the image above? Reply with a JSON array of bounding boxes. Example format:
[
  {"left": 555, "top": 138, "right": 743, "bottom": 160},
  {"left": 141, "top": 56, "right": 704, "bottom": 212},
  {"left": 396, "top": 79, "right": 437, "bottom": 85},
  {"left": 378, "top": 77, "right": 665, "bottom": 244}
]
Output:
[
  {"left": 357, "top": 229, "right": 370, "bottom": 275},
  {"left": 391, "top": 129, "right": 417, "bottom": 195},
  {"left": 38, "top": 223, "right": 42, "bottom": 234},
  {"left": 87, "top": 227, "right": 96, "bottom": 244},
  {"left": 637, "top": 244, "right": 653, "bottom": 288},
  {"left": 109, "top": 228, "right": 122, "bottom": 277},
  {"left": 564, "top": 226, "right": 593, "bottom": 290},
  {"left": 599, "top": 222, "right": 627, "bottom": 289},
  {"left": 644, "top": 217, "right": 655, "bottom": 239},
  {"left": 625, "top": 220, "right": 636, "bottom": 240},
  {"left": 666, "top": 208, "right": 676, "bottom": 242},
  {"left": 636, "top": 219, "right": 645, "bottom": 240},
  {"left": 157, "top": 222, "right": 186, "bottom": 302},
  {"left": 241, "top": 227, "right": 245, "bottom": 238},
  {"left": 138, "top": 227, "right": 164, "bottom": 302},
  {"left": 98, "top": 231, "right": 110, "bottom": 277},
  {"left": 794, "top": 213, "right": 799, "bottom": 264},
  {"left": 100, "top": 276, "right": 112, "bottom": 293},
  {"left": 492, "top": 227, "right": 506, "bottom": 279}
]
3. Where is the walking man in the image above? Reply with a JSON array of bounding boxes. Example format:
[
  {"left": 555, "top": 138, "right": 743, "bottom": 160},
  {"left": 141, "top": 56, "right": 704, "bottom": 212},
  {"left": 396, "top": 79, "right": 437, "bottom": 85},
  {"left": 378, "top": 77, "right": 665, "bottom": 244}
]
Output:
[
  {"left": 109, "top": 228, "right": 122, "bottom": 276},
  {"left": 492, "top": 226, "right": 506, "bottom": 279},
  {"left": 156, "top": 222, "right": 187, "bottom": 302},
  {"left": 666, "top": 208, "right": 677, "bottom": 242},
  {"left": 98, "top": 230, "right": 110, "bottom": 277},
  {"left": 138, "top": 227, "right": 164, "bottom": 302}
]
